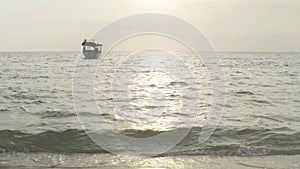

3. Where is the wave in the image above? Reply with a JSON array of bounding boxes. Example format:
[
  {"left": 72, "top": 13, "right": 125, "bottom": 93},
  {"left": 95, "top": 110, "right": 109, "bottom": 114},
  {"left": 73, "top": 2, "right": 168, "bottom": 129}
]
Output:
[
  {"left": 0, "top": 127, "right": 300, "bottom": 156},
  {"left": 0, "top": 129, "right": 103, "bottom": 154},
  {"left": 40, "top": 110, "right": 76, "bottom": 119},
  {"left": 235, "top": 91, "right": 255, "bottom": 95}
]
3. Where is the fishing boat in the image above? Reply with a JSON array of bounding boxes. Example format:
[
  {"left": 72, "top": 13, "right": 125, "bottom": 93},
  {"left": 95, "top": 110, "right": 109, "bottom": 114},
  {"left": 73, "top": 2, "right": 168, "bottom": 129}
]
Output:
[{"left": 81, "top": 39, "right": 103, "bottom": 59}]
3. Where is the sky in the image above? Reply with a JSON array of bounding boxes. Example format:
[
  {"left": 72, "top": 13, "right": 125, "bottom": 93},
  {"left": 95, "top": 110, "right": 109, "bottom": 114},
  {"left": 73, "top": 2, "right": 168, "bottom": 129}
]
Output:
[{"left": 0, "top": 0, "right": 299, "bottom": 52}]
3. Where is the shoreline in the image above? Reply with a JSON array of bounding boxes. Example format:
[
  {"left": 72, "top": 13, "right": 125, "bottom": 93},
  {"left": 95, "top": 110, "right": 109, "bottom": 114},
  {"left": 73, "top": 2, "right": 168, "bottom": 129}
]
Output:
[{"left": 0, "top": 153, "right": 299, "bottom": 169}]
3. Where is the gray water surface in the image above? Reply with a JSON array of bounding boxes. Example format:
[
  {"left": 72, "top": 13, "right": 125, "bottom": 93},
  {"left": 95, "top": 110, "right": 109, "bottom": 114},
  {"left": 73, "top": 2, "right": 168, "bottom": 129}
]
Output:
[{"left": 0, "top": 52, "right": 299, "bottom": 156}]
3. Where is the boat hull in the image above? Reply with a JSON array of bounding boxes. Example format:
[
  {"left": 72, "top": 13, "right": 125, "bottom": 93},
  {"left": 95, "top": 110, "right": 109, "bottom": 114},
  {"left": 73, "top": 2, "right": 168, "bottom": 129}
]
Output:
[{"left": 83, "top": 47, "right": 101, "bottom": 59}]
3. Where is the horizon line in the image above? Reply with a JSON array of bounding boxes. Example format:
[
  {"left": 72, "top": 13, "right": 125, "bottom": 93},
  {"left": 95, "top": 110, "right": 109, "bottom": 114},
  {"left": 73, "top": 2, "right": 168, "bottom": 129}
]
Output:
[{"left": 0, "top": 50, "right": 300, "bottom": 53}]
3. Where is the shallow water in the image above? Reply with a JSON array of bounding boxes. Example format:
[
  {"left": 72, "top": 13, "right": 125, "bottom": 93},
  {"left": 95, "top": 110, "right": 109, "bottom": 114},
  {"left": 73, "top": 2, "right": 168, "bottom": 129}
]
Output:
[
  {"left": 0, "top": 153, "right": 299, "bottom": 169},
  {"left": 0, "top": 52, "right": 299, "bottom": 157}
]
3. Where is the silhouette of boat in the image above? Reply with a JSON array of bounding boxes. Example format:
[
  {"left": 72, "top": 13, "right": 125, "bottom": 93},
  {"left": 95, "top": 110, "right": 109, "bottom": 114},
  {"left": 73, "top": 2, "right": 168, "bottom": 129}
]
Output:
[{"left": 82, "top": 39, "right": 103, "bottom": 59}]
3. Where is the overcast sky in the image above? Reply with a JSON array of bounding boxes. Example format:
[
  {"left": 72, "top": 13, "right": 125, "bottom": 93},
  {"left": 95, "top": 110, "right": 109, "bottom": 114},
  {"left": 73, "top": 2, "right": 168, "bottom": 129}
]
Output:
[{"left": 0, "top": 0, "right": 299, "bottom": 52}]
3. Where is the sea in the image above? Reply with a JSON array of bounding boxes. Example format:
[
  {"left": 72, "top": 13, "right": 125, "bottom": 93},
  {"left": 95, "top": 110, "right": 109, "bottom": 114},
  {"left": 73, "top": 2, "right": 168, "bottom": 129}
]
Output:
[{"left": 0, "top": 51, "right": 299, "bottom": 168}]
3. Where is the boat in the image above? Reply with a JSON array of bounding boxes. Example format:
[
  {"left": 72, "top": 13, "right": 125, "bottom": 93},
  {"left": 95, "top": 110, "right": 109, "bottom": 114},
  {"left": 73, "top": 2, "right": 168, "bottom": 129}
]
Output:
[{"left": 82, "top": 39, "right": 103, "bottom": 59}]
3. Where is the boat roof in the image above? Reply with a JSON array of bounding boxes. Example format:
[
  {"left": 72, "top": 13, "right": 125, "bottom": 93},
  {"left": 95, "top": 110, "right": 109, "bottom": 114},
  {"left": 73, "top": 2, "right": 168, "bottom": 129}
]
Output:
[{"left": 84, "top": 39, "right": 103, "bottom": 47}]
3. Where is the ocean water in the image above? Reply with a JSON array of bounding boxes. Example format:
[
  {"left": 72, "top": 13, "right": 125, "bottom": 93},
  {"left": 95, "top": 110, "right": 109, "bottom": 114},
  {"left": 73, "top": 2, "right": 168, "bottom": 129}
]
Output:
[{"left": 0, "top": 52, "right": 299, "bottom": 167}]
